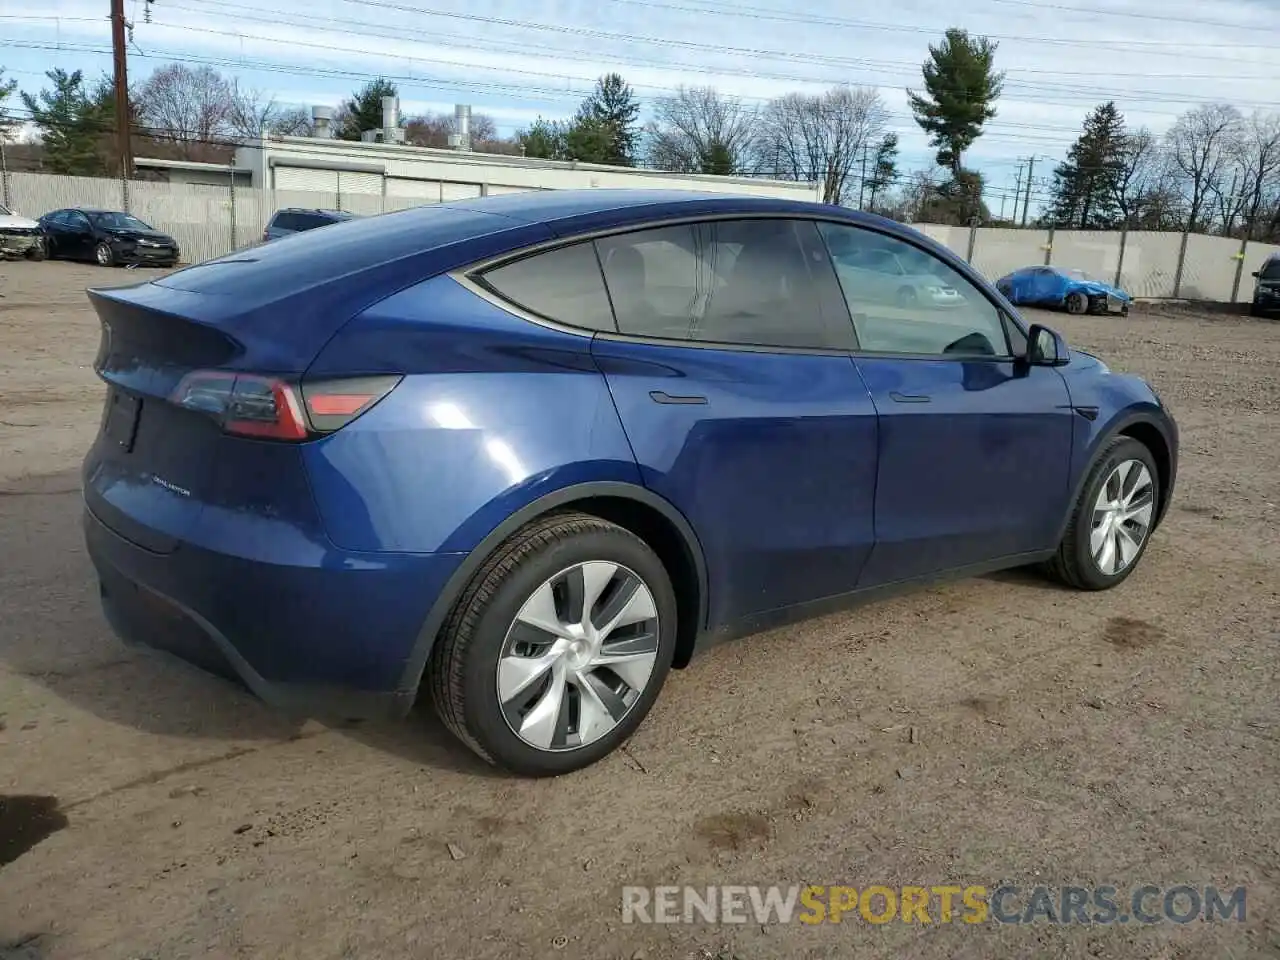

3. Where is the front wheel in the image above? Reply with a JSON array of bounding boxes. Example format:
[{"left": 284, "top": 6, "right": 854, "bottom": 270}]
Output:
[
  {"left": 1046, "top": 436, "right": 1160, "bottom": 590},
  {"left": 429, "top": 512, "right": 677, "bottom": 776},
  {"left": 26, "top": 238, "right": 46, "bottom": 261},
  {"left": 94, "top": 241, "right": 116, "bottom": 267},
  {"left": 1065, "top": 291, "right": 1089, "bottom": 315}
]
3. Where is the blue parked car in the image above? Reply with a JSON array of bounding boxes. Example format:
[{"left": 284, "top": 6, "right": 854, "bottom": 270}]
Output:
[
  {"left": 996, "top": 265, "right": 1132, "bottom": 316},
  {"left": 82, "top": 190, "right": 1178, "bottom": 776}
]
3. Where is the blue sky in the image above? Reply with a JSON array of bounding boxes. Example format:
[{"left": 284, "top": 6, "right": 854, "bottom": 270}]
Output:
[{"left": 3, "top": 0, "right": 1278, "bottom": 209}]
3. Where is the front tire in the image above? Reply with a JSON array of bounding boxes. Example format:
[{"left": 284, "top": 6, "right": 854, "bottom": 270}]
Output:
[
  {"left": 429, "top": 512, "right": 677, "bottom": 776},
  {"left": 26, "top": 238, "right": 46, "bottom": 261},
  {"left": 94, "top": 241, "right": 116, "bottom": 267},
  {"left": 1065, "top": 291, "right": 1088, "bottom": 315},
  {"left": 1047, "top": 436, "right": 1160, "bottom": 590}
]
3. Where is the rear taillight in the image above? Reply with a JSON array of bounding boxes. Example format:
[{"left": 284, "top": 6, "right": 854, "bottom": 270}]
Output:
[{"left": 170, "top": 372, "right": 400, "bottom": 441}]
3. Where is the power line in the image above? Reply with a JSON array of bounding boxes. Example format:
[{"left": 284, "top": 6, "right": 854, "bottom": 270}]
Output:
[
  {"left": 979, "top": 0, "right": 1279, "bottom": 33},
  {"left": 154, "top": 3, "right": 1280, "bottom": 90},
  {"left": 454, "top": 0, "right": 1280, "bottom": 57},
  {"left": 25, "top": 2, "right": 1270, "bottom": 132},
  {"left": 6, "top": 6, "right": 1276, "bottom": 135},
  {"left": 0, "top": 39, "right": 1191, "bottom": 155}
]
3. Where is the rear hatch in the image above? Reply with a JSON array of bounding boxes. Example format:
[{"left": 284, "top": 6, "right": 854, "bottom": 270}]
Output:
[{"left": 83, "top": 203, "right": 549, "bottom": 553}]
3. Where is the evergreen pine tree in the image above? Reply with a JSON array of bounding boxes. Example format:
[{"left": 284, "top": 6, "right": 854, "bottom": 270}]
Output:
[
  {"left": 20, "top": 69, "right": 113, "bottom": 175},
  {"left": 1050, "top": 101, "right": 1128, "bottom": 228},
  {"left": 572, "top": 74, "right": 640, "bottom": 166},
  {"left": 336, "top": 78, "right": 399, "bottom": 141},
  {"left": 907, "top": 28, "right": 1004, "bottom": 176}
]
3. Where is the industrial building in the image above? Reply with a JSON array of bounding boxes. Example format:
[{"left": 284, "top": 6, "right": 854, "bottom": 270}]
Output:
[{"left": 233, "top": 99, "right": 821, "bottom": 205}]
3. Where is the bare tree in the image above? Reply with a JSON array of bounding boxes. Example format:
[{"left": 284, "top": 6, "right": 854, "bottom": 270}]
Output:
[
  {"left": 752, "top": 86, "right": 888, "bottom": 205},
  {"left": 136, "top": 64, "right": 234, "bottom": 153},
  {"left": 269, "top": 106, "right": 314, "bottom": 137},
  {"left": 1165, "top": 103, "right": 1242, "bottom": 233},
  {"left": 887, "top": 169, "right": 940, "bottom": 222},
  {"left": 645, "top": 85, "right": 756, "bottom": 175},
  {"left": 226, "top": 81, "right": 282, "bottom": 141},
  {"left": 1112, "top": 127, "right": 1164, "bottom": 224},
  {"left": 1227, "top": 111, "right": 1280, "bottom": 238}
]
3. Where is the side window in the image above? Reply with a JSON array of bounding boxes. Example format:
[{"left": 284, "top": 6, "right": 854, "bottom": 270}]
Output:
[
  {"left": 478, "top": 240, "right": 616, "bottom": 332},
  {"left": 596, "top": 219, "right": 846, "bottom": 350},
  {"left": 271, "top": 212, "right": 298, "bottom": 231},
  {"left": 70, "top": 211, "right": 91, "bottom": 229},
  {"left": 818, "top": 222, "right": 1010, "bottom": 358}
]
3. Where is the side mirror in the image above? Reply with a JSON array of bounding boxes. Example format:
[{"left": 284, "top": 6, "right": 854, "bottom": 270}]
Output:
[
  {"left": 1025, "top": 323, "right": 1070, "bottom": 367},
  {"left": 1252, "top": 271, "right": 1261, "bottom": 278}
]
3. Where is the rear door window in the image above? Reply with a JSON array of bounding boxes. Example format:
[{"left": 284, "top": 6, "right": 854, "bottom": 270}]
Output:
[
  {"left": 478, "top": 241, "right": 617, "bottom": 332},
  {"left": 595, "top": 219, "right": 848, "bottom": 350}
]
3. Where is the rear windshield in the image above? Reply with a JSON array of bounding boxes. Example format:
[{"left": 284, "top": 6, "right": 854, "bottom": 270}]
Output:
[{"left": 1261, "top": 259, "right": 1280, "bottom": 281}]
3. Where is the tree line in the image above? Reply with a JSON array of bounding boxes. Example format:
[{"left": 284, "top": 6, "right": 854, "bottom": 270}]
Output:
[
  {"left": 4, "top": 27, "right": 1278, "bottom": 241},
  {"left": 1047, "top": 100, "right": 1280, "bottom": 240},
  {"left": 0, "top": 26, "right": 998, "bottom": 219}
]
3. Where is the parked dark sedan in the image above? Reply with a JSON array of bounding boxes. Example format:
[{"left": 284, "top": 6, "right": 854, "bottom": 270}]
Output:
[{"left": 37, "top": 208, "right": 180, "bottom": 267}]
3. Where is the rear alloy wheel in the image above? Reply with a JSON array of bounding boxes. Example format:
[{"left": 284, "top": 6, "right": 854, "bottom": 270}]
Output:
[
  {"left": 430, "top": 513, "right": 677, "bottom": 776},
  {"left": 1047, "top": 436, "right": 1160, "bottom": 590},
  {"left": 1065, "top": 291, "right": 1089, "bottom": 314},
  {"left": 94, "top": 241, "right": 115, "bottom": 267}
]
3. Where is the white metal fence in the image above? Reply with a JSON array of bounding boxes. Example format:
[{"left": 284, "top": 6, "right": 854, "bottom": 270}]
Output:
[{"left": 4, "top": 169, "right": 1278, "bottom": 302}]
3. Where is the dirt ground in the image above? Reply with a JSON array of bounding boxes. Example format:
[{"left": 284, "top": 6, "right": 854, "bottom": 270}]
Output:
[{"left": 1, "top": 260, "right": 1278, "bottom": 960}]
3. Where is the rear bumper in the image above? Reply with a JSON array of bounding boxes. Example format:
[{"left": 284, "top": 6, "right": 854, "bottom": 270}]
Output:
[{"left": 84, "top": 503, "right": 465, "bottom": 721}]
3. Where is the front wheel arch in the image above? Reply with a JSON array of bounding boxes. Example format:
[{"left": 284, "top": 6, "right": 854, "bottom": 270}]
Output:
[
  {"left": 1054, "top": 410, "right": 1175, "bottom": 545},
  {"left": 399, "top": 482, "right": 709, "bottom": 706}
]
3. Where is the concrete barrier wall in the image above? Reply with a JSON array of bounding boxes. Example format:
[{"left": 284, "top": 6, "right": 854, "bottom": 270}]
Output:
[{"left": 1, "top": 169, "right": 1271, "bottom": 298}]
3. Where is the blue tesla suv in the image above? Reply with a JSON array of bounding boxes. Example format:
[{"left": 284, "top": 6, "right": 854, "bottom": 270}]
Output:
[{"left": 82, "top": 190, "right": 1178, "bottom": 776}]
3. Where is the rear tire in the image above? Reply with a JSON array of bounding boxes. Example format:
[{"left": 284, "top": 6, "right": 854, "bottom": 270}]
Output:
[
  {"left": 1065, "top": 291, "right": 1088, "bottom": 315},
  {"left": 1046, "top": 436, "right": 1160, "bottom": 591},
  {"left": 429, "top": 512, "right": 677, "bottom": 777}
]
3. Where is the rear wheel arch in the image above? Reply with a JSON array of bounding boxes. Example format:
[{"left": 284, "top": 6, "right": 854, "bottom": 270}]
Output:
[{"left": 401, "top": 482, "right": 708, "bottom": 704}]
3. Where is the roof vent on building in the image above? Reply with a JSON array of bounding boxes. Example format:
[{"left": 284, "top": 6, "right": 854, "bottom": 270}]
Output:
[
  {"left": 311, "top": 105, "right": 334, "bottom": 139},
  {"left": 375, "top": 96, "right": 405, "bottom": 144},
  {"left": 448, "top": 104, "right": 472, "bottom": 152}
]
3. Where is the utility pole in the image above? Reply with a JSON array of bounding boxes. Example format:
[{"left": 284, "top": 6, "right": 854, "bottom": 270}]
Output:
[
  {"left": 1012, "top": 164, "right": 1024, "bottom": 225},
  {"left": 858, "top": 145, "right": 869, "bottom": 210},
  {"left": 1020, "top": 156, "right": 1036, "bottom": 228},
  {"left": 111, "top": 0, "right": 133, "bottom": 180}
]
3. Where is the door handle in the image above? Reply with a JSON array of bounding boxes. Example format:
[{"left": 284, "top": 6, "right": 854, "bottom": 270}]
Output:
[
  {"left": 889, "top": 391, "right": 931, "bottom": 403},
  {"left": 649, "top": 390, "right": 707, "bottom": 405}
]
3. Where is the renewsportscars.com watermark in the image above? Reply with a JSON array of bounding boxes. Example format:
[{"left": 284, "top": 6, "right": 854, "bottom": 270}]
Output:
[{"left": 621, "top": 884, "right": 1247, "bottom": 926}]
